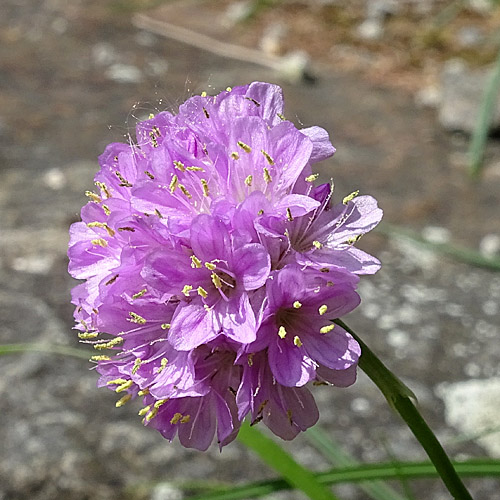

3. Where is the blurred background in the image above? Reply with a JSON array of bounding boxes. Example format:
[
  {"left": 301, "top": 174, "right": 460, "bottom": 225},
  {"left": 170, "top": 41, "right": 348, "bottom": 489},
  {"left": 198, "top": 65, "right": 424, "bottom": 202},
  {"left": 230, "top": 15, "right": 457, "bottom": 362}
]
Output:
[{"left": 1, "top": 1, "right": 500, "bottom": 499}]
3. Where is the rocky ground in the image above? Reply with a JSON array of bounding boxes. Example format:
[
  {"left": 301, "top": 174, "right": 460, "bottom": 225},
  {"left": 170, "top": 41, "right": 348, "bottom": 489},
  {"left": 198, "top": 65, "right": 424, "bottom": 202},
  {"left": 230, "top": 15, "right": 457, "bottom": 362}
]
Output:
[{"left": 1, "top": 1, "right": 500, "bottom": 499}]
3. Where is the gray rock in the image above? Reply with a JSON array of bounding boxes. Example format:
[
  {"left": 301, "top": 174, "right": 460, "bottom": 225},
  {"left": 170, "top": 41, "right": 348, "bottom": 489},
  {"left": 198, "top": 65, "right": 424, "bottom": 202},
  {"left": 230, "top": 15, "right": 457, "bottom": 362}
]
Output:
[{"left": 438, "top": 59, "right": 500, "bottom": 133}]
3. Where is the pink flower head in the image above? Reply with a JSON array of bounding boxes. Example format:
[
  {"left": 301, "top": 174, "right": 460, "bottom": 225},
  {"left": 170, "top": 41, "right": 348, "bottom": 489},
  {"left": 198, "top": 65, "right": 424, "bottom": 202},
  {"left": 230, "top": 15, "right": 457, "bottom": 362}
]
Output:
[{"left": 68, "top": 82, "right": 382, "bottom": 450}]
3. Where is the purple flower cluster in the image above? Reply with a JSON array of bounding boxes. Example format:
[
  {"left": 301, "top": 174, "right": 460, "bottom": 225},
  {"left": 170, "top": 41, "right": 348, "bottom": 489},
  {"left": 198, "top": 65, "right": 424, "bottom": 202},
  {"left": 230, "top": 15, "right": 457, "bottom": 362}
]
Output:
[{"left": 68, "top": 82, "right": 382, "bottom": 450}]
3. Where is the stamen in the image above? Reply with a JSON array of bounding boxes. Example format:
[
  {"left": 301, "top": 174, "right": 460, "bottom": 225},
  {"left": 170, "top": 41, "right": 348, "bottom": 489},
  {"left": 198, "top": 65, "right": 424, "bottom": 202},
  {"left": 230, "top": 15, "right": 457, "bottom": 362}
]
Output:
[
  {"left": 277, "top": 113, "right": 286, "bottom": 121},
  {"left": 178, "top": 184, "right": 192, "bottom": 199},
  {"left": 161, "top": 323, "right": 170, "bottom": 330},
  {"left": 245, "top": 96, "right": 260, "bottom": 106},
  {"left": 186, "top": 166, "right": 204, "bottom": 171},
  {"left": 173, "top": 161, "right": 185, "bottom": 172},
  {"left": 107, "top": 378, "right": 128, "bottom": 386},
  {"left": 85, "top": 190, "right": 101, "bottom": 203},
  {"left": 149, "top": 131, "right": 158, "bottom": 148},
  {"left": 115, "top": 171, "right": 132, "bottom": 187},
  {"left": 263, "top": 167, "right": 272, "bottom": 184},
  {"left": 169, "top": 174, "right": 178, "bottom": 193},
  {"left": 197, "top": 286, "right": 208, "bottom": 298},
  {"left": 278, "top": 326, "right": 287, "bottom": 338},
  {"left": 116, "top": 394, "right": 132, "bottom": 407},
  {"left": 293, "top": 301, "right": 302, "bottom": 309},
  {"left": 205, "top": 262, "right": 216, "bottom": 270},
  {"left": 226, "top": 87, "right": 232, "bottom": 92},
  {"left": 78, "top": 332, "right": 98, "bottom": 339},
  {"left": 154, "top": 208, "right": 163, "bottom": 219},
  {"left": 132, "top": 358, "right": 142, "bottom": 374},
  {"left": 144, "top": 170, "right": 155, "bottom": 179},
  {"left": 95, "top": 181, "right": 112, "bottom": 198},
  {"left": 118, "top": 226, "right": 135, "bottom": 232},
  {"left": 132, "top": 288, "right": 147, "bottom": 299},
  {"left": 312, "top": 240, "right": 323, "bottom": 249},
  {"left": 128, "top": 312, "right": 146, "bottom": 324},
  {"left": 305, "top": 173, "right": 319, "bottom": 182},
  {"left": 211, "top": 273, "right": 222, "bottom": 289},
  {"left": 286, "top": 208, "right": 293, "bottom": 221},
  {"left": 237, "top": 141, "right": 252, "bottom": 153},
  {"left": 261, "top": 150, "right": 275, "bottom": 165},
  {"left": 102, "top": 205, "right": 111, "bottom": 215},
  {"left": 157, "top": 357, "right": 168, "bottom": 374},
  {"left": 90, "top": 355, "right": 111, "bottom": 361},
  {"left": 319, "top": 305, "right": 328, "bottom": 316},
  {"left": 115, "top": 380, "right": 133, "bottom": 393},
  {"left": 244, "top": 175, "right": 253, "bottom": 187},
  {"left": 190, "top": 255, "right": 202, "bottom": 268},
  {"left": 230, "top": 152, "right": 240, "bottom": 160},
  {"left": 170, "top": 412, "right": 183, "bottom": 424},
  {"left": 138, "top": 388, "right": 150, "bottom": 396},
  {"left": 93, "top": 336, "right": 123, "bottom": 350},
  {"left": 91, "top": 238, "right": 108, "bottom": 247},
  {"left": 343, "top": 190, "right": 359, "bottom": 205},
  {"left": 203, "top": 107, "right": 210, "bottom": 119},
  {"left": 293, "top": 336, "right": 302, "bottom": 347},
  {"left": 87, "top": 221, "right": 115, "bottom": 237},
  {"left": 320, "top": 324, "right": 335, "bottom": 334},
  {"left": 182, "top": 285, "right": 193, "bottom": 296},
  {"left": 200, "top": 178, "right": 209, "bottom": 197},
  {"left": 201, "top": 91, "right": 207, "bottom": 97},
  {"left": 180, "top": 415, "right": 190, "bottom": 423},
  {"left": 138, "top": 405, "right": 150, "bottom": 416},
  {"left": 247, "top": 353, "right": 254, "bottom": 366},
  {"left": 154, "top": 399, "right": 168, "bottom": 409}
]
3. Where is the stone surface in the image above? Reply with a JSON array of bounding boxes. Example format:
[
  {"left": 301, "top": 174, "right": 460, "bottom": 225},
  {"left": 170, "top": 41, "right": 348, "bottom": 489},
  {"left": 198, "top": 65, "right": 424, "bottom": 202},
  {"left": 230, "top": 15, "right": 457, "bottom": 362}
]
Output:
[{"left": 438, "top": 59, "right": 500, "bottom": 133}]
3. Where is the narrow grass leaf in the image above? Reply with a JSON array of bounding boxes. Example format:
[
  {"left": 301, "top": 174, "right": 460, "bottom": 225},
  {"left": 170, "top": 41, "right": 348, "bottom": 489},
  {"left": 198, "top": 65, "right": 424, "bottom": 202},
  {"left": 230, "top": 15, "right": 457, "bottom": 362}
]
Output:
[{"left": 237, "top": 421, "right": 340, "bottom": 500}]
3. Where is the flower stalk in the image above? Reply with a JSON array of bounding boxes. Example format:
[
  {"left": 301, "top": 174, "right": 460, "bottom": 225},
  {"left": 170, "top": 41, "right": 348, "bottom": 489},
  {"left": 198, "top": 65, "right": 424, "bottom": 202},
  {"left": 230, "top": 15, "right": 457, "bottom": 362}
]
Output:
[{"left": 335, "top": 319, "right": 474, "bottom": 500}]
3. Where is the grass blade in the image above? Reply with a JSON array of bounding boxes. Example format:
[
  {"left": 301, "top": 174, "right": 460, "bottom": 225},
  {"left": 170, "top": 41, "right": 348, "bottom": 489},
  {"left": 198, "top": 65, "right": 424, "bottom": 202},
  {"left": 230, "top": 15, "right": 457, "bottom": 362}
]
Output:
[
  {"left": 307, "top": 426, "right": 409, "bottom": 500},
  {"left": 0, "top": 342, "right": 91, "bottom": 360},
  {"left": 237, "top": 421, "right": 340, "bottom": 500}
]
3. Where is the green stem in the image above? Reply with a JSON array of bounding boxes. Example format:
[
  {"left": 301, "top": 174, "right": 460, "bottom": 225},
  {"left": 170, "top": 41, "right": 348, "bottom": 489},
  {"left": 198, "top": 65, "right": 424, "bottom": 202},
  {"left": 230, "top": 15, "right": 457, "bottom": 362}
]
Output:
[
  {"left": 335, "top": 319, "right": 474, "bottom": 500},
  {"left": 0, "top": 343, "right": 91, "bottom": 360}
]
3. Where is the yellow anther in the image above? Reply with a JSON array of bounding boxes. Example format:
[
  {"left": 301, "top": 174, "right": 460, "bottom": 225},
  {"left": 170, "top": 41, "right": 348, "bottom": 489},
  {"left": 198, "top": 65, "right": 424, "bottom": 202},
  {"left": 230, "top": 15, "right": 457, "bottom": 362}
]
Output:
[
  {"left": 138, "top": 388, "right": 150, "bottom": 396},
  {"left": 263, "top": 167, "right": 272, "bottom": 183},
  {"left": 154, "top": 399, "right": 168, "bottom": 409},
  {"left": 178, "top": 184, "right": 192, "bottom": 199},
  {"left": 204, "top": 304, "right": 212, "bottom": 312},
  {"left": 320, "top": 324, "right": 335, "bottom": 334},
  {"left": 201, "top": 178, "right": 209, "bottom": 197},
  {"left": 244, "top": 175, "right": 253, "bottom": 187},
  {"left": 91, "top": 238, "right": 108, "bottom": 247},
  {"left": 343, "top": 190, "right": 359, "bottom": 205},
  {"left": 347, "top": 234, "right": 363, "bottom": 245},
  {"left": 155, "top": 208, "right": 163, "bottom": 219},
  {"left": 305, "top": 173, "right": 319, "bottom": 182},
  {"left": 102, "top": 205, "right": 111, "bottom": 215},
  {"left": 182, "top": 285, "right": 193, "bottom": 296},
  {"left": 180, "top": 415, "right": 191, "bottom": 423},
  {"left": 247, "top": 353, "right": 254, "bottom": 366},
  {"left": 201, "top": 91, "right": 207, "bottom": 97},
  {"left": 205, "top": 262, "right": 216, "bottom": 270},
  {"left": 116, "top": 394, "right": 132, "bottom": 407},
  {"left": 293, "top": 301, "right": 302, "bottom": 309},
  {"left": 286, "top": 208, "right": 293, "bottom": 222},
  {"left": 132, "top": 358, "right": 142, "bottom": 374},
  {"left": 226, "top": 86, "right": 232, "bottom": 91},
  {"left": 128, "top": 312, "right": 146, "bottom": 324},
  {"left": 319, "top": 305, "right": 328, "bottom": 316},
  {"left": 87, "top": 222, "right": 115, "bottom": 237},
  {"left": 85, "top": 190, "right": 102, "bottom": 203},
  {"left": 157, "top": 357, "right": 168, "bottom": 374},
  {"left": 211, "top": 273, "right": 222, "bottom": 289},
  {"left": 132, "top": 289, "right": 147, "bottom": 299},
  {"left": 145, "top": 407, "right": 159, "bottom": 421},
  {"left": 197, "top": 286, "right": 208, "bottom": 298},
  {"left": 169, "top": 174, "right": 178, "bottom": 193},
  {"left": 161, "top": 323, "right": 171, "bottom": 330},
  {"left": 78, "top": 332, "right": 99, "bottom": 339},
  {"left": 116, "top": 380, "right": 133, "bottom": 393},
  {"left": 293, "top": 336, "right": 303, "bottom": 347},
  {"left": 230, "top": 152, "right": 240, "bottom": 160},
  {"left": 138, "top": 405, "right": 151, "bottom": 416},
  {"left": 149, "top": 131, "right": 158, "bottom": 148},
  {"left": 237, "top": 141, "right": 252, "bottom": 153},
  {"left": 173, "top": 160, "right": 185, "bottom": 172},
  {"left": 95, "top": 181, "right": 112, "bottom": 198},
  {"left": 312, "top": 240, "right": 323, "bottom": 249},
  {"left": 261, "top": 150, "right": 275, "bottom": 165},
  {"left": 257, "top": 209, "right": 264, "bottom": 215},
  {"left": 191, "top": 255, "right": 202, "bottom": 268},
  {"left": 277, "top": 113, "right": 286, "bottom": 121},
  {"left": 170, "top": 412, "right": 183, "bottom": 424},
  {"left": 278, "top": 326, "right": 287, "bottom": 339},
  {"left": 107, "top": 378, "right": 128, "bottom": 386},
  {"left": 94, "top": 336, "right": 123, "bottom": 350},
  {"left": 149, "top": 113, "right": 155, "bottom": 119},
  {"left": 115, "top": 171, "right": 132, "bottom": 187},
  {"left": 186, "top": 166, "right": 205, "bottom": 171},
  {"left": 90, "top": 355, "right": 111, "bottom": 361}
]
